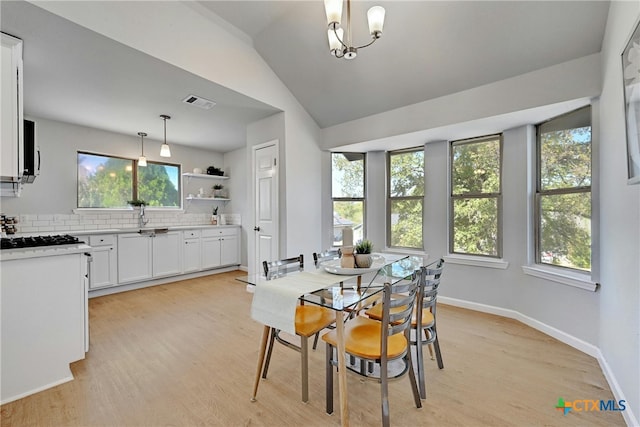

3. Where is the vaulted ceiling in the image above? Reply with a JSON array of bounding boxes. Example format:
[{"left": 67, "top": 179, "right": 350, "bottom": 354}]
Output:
[{"left": 1, "top": 1, "right": 610, "bottom": 152}]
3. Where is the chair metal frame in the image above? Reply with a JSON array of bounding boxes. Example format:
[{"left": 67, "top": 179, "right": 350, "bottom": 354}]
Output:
[
  {"left": 323, "top": 271, "right": 423, "bottom": 427},
  {"left": 412, "top": 258, "right": 444, "bottom": 399},
  {"left": 254, "top": 254, "right": 335, "bottom": 403}
]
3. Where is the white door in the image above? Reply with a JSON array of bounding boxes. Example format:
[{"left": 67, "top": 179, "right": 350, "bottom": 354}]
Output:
[
  {"left": 117, "top": 234, "right": 152, "bottom": 284},
  {"left": 253, "top": 142, "right": 278, "bottom": 274},
  {"left": 220, "top": 233, "right": 239, "bottom": 266}
]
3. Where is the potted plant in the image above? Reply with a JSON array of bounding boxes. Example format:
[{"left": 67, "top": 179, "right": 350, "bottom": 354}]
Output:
[
  {"left": 212, "top": 184, "right": 224, "bottom": 198},
  {"left": 211, "top": 206, "right": 219, "bottom": 225},
  {"left": 127, "top": 199, "right": 147, "bottom": 207},
  {"left": 354, "top": 239, "right": 374, "bottom": 268}
]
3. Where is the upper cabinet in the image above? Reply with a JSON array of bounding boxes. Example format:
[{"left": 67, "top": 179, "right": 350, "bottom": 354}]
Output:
[{"left": 1, "top": 32, "right": 24, "bottom": 184}]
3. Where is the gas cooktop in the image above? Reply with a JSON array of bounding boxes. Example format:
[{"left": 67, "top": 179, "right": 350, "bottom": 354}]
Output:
[{"left": 1, "top": 234, "right": 83, "bottom": 250}]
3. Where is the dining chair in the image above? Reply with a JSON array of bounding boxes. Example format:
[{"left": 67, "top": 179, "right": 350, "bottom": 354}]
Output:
[
  {"left": 322, "top": 270, "right": 423, "bottom": 427},
  {"left": 312, "top": 249, "right": 341, "bottom": 267},
  {"left": 256, "top": 255, "right": 336, "bottom": 403},
  {"left": 365, "top": 258, "right": 445, "bottom": 399}
]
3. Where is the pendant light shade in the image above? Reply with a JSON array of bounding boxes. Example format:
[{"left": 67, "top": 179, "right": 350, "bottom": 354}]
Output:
[
  {"left": 137, "top": 132, "right": 147, "bottom": 167},
  {"left": 160, "top": 114, "right": 171, "bottom": 158}
]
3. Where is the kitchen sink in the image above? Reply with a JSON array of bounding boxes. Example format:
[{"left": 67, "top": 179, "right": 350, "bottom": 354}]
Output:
[{"left": 138, "top": 228, "right": 169, "bottom": 235}]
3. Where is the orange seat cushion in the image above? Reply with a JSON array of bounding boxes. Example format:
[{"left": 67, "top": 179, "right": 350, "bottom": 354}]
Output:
[
  {"left": 321, "top": 316, "right": 408, "bottom": 359},
  {"left": 365, "top": 304, "right": 435, "bottom": 328},
  {"left": 295, "top": 305, "right": 335, "bottom": 337}
]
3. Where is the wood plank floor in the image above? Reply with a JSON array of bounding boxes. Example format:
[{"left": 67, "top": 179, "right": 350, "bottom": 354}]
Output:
[{"left": 1, "top": 271, "right": 625, "bottom": 426}]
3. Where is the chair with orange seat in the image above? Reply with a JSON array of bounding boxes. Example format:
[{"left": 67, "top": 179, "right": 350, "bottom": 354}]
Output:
[
  {"left": 365, "top": 258, "right": 445, "bottom": 399},
  {"left": 322, "top": 269, "right": 422, "bottom": 427},
  {"left": 253, "top": 255, "right": 336, "bottom": 403}
]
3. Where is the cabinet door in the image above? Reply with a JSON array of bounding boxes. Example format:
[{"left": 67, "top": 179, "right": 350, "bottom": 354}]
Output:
[
  {"left": 152, "top": 231, "right": 182, "bottom": 278},
  {"left": 117, "top": 234, "right": 152, "bottom": 284},
  {"left": 1, "top": 34, "right": 23, "bottom": 180},
  {"left": 220, "top": 234, "right": 239, "bottom": 266},
  {"left": 183, "top": 239, "right": 201, "bottom": 273},
  {"left": 201, "top": 237, "right": 221, "bottom": 270},
  {"left": 89, "top": 245, "right": 117, "bottom": 289}
]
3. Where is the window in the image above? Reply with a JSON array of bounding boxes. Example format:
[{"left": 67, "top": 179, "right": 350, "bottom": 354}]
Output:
[
  {"left": 450, "top": 135, "right": 502, "bottom": 257},
  {"left": 388, "top": 149, "right": 424, "bottom": 249},
  {"left": 536, "top": 106, "right": 591, "bottom": 272},
  {"left": 77, "top": 152, "right": 181, "bottom": 208},
  {"left": 332, "top": 152, "right": 365, "bottom": 246}
]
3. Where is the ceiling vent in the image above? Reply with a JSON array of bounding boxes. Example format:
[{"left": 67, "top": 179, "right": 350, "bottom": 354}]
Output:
[{"left": 182, "top": 94, "right": 216, "bottom": 110}]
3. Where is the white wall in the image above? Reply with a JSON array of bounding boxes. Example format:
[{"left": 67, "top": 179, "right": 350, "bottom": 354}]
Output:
[
  {"left": 223, "top": 146, "right": 249, "bottom": 268},
  {"left": 1, "top": 117, "right": 224, "bottom": 216},
  {"left": 598, "top": 1, "right": 640, "bottom": 422},
  {"left": 321, "top": 54, "right": 601, "bottom": 149}
]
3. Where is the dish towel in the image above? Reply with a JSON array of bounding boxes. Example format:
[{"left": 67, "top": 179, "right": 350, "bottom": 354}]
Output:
[{"left": 250, "top": 271, "right": 348, "bottom": 335}]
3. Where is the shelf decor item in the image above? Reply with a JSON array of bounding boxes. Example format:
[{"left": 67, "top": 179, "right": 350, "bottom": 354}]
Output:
[
  {"left": 354, "top": 239, "right": 373, "bottom": 268},
  {"left": 211, "top": 206, "right": 219, "bottom": 225},
  {"left": 207, "top": 166, "right": 224, "bottom": 176},
  {"left": 212, "top": 184, "right": 224, "bottom": 198},
  {"left": 622, "top": 18, "right": 640, "bottom": 185}
]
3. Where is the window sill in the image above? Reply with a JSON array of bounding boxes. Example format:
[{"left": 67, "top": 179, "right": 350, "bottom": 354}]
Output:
[
  {"left": 521, "top": 265, "right": 598, "bottom": 292},
  {"left": 443, "top": 254, "right": 509, "bottom": 269}
]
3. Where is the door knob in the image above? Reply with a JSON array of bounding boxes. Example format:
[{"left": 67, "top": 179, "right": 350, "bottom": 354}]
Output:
[{"left": 254, "top": 226, "right": 261, "bottom": 232}]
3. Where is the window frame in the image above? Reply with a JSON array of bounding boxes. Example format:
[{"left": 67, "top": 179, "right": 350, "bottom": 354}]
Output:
[
  {"left": 386, "top": 147, "right": 425, "bottom": 250},
  {"left": 534, "top": 106, "right": 592, "bottom": 272},
  {"left": 77, "top": 151, "right": 182, "bottom": 210},
  {"left": 449, "top": 134, "right": 503, "bottom": 258},
  {"left": 331, "top": 152, "right": 366, "bottom": 246}
]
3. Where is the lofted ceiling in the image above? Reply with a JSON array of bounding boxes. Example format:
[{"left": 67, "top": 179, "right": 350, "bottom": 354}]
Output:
[
  {"left": 200, "top": 0, "right": 610, "bottom": 128},
  {"left": 1, "top": 1, "right": 610, "bottom": 154}
]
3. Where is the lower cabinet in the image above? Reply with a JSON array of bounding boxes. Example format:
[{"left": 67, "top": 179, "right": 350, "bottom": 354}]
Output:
[
  {"left": 117, "top": 233, "right": 152, "bottom": 284},
  {"left": 201, "top": 228, "right": 239, "bottom": 270},
  {"left": 87, "top": 235, "right": 117, "bottom": 289},
  {"left": 152, "top": 231, "right": 182, "bottom": 277},
  {"left": 183, "top": 229, "right": 201, "bottom": 273}
]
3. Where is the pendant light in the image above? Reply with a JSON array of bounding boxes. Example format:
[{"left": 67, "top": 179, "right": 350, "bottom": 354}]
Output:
[
  {"left": 137, "top": 132, "right": 147, "bottom": 166},
  {"left": 160, "top": 114, "right": 171, "bottom": 158}
]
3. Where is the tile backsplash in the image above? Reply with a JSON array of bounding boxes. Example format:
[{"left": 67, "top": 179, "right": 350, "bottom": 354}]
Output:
[{"left": 14, "top": 211, "right": 214, "bottom": 233}]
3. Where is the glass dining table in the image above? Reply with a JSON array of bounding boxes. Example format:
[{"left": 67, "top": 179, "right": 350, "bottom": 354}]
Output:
[{"left": 237, "top": 254, "right": 424, "bottom": 427}]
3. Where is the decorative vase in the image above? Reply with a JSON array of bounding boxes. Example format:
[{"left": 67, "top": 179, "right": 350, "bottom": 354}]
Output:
[
  {"left": 340, "top": 246, "right": 355, "bottom": 268},
  {"left": 210, "top": 215, "right": 218, "bottom": 225},
  {"left": 355, "top": 254, "right": 373, "bottom": 268}
]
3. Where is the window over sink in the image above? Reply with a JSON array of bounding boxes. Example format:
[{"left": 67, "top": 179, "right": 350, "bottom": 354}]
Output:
[{"left": 77, "top": 152, "right": 181, "bottom": 209}]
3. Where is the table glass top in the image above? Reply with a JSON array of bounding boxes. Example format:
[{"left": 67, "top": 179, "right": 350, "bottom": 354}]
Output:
[{"left": 238, "top": 255, "right": 425, "bottom": 311}]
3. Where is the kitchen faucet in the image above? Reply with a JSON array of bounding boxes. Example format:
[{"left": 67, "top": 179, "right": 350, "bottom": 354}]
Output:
[{"left": 139, "top": 203, "right": 149, "bottom": 228}]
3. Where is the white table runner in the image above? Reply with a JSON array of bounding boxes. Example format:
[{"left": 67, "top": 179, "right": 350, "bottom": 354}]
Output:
[{"left": 250, "top": 270, "right": 351, "bottom": 335}]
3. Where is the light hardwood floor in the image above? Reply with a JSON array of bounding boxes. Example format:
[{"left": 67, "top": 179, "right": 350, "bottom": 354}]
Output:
[{"left": 1, "top": 271, "right": 625, "bottom": 426}]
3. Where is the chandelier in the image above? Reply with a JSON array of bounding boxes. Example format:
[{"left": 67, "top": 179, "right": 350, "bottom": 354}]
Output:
[{"left": 324, "top": 0, "right": 386, "bottom": 60}]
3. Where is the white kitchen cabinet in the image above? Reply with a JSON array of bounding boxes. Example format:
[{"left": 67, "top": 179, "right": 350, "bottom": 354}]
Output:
[
  {"left": 201, "top": 228, "right": 240, "bottom": 269},
  {"left": 117, "top": 233, "right": 152, "bottom": 284},
  {"left": 152, "top": 231, "right": 182, "bottom": 278},
  {"left": 182, "top": 229, "right": 201, "bottom": 273},
  {"left": 1, "top": 33, "right": 24, "bottom": 183},
  {"left": 87, "top": 234, "right": 117, "bottom": 289}
]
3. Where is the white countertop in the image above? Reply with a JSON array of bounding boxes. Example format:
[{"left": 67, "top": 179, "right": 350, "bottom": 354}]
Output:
[{"left": 7, "top": 224, "right": 240, "bottom": 238}]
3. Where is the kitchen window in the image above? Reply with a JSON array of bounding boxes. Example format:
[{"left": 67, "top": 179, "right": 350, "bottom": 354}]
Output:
[
  {"left": 535, "top": 106, "right": 592, "bottom": 272},
  {"left": 387, "top": 148, "right": 424, "bottom": 250},
  {"left": 450, "top": 135, "right": 502, "bottom": 257},
  {"left": 77, "top": 152, "right": 181, "bottom": 209},
  {"left": 332, "top": 152, "right": 365, "bottom": 246}
]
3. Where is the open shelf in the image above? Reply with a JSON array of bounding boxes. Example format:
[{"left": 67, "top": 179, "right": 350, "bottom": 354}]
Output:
[{"left": 182, "top": 173, "right": 229, "bottom": 180}]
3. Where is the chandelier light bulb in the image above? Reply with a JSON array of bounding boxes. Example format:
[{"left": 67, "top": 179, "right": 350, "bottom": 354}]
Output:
[
  {"left": 328, "top": 28, "right": 344, "bottom": 54},
  {"left": 367, "top": 6, "right": 385, "bottom": 37},
  {"left": 324, "top": 0, "right": 343, "bottom": 27}
]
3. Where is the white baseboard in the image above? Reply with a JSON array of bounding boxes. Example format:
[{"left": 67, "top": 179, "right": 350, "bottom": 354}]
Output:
[
  {"left": 439, "top": 296, "right": 638, "bottom": 426},
  {"left": 239, "top": 265, "right": 248, "bottom": 272},
  {"left": 0, "top": 375, "right": 74, "bottom": 405}
]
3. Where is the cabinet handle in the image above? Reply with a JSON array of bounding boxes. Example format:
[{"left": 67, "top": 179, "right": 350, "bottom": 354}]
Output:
[{"left": 254, "top": 226, "right": 260, "bottom": 231}]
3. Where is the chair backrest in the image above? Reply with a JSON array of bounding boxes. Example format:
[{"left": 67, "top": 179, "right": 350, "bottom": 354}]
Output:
[
  {"left": 312, "top": 249, "right": 341, "bottom": 268},
  {"left": 417, "top": 258, "right": 444, "bottom": 322},
  {"left": 263, "top": 255, "right": 304, "bottom": 279},
  {"left": 380, "top": 271, "right": 421, "bottom": 350}
]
